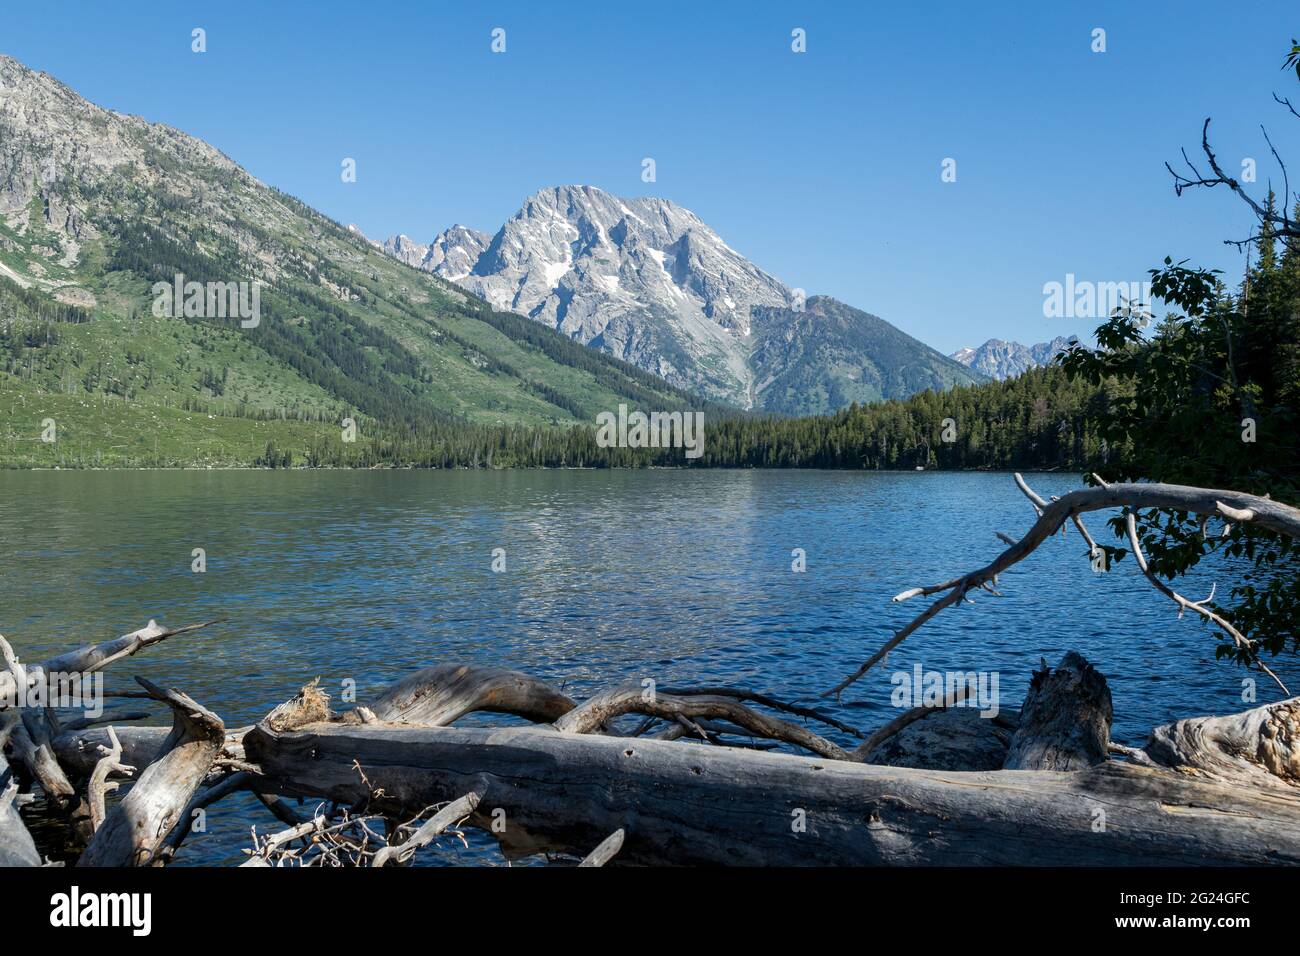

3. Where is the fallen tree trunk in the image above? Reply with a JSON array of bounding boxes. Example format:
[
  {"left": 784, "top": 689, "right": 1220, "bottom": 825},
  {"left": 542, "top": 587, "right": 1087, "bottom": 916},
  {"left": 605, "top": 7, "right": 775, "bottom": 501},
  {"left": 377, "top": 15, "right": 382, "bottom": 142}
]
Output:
[
  {"left": 244, "top": 715, "right": 1300, "bottom": 866},
  {"left": 12, "top": 626, "right": 1300, "bottom": 868},
  {"left": 52, "top": 723, "right": 251, "bottom": 780},
  {"left": 52, "top": 726, "right": 173, "bottom": 778}
]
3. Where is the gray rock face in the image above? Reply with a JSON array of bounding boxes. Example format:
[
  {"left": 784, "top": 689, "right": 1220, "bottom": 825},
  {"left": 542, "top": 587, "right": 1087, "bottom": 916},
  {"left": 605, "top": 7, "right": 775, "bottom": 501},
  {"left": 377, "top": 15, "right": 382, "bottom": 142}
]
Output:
[
  {"left": 383, "top": 185, "right": 988, "bottom": 409},
  {"left": 386, "top": 185, "right": 797, "bottom": 404},
  {"left": 382, "top": 226, "right": 489, "bottom": 278},
  {"left": 424, "top": 225, "right": 490, "bottom": 280},
  {"left": 950, "top": 336, "right": 1074, "bottom": 380},
  {"left": 379, "top": 233, "right": 427, "bottom": 267},
  {"left": 0, "top": 53, "right": 321, "bottom": 289}
]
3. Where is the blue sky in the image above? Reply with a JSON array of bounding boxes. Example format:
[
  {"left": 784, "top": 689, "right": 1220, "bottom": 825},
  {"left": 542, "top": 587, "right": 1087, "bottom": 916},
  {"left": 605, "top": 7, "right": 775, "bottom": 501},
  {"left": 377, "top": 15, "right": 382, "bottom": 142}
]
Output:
[{"left": 4, "top": 1, "right": 1298, "bottom": 353}]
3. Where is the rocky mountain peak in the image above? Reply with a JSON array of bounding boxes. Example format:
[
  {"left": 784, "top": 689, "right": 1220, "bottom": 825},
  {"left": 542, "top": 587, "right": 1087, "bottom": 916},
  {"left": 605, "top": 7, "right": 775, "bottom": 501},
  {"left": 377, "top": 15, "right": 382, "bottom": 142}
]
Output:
[
  {"left": 379, "top": 185, "right": 982, "bottom": 411},
  {"left": 950, "top": 336, "right": 1075, "bottom": 380},
  {"left": 383, "top": 184, "right": 800, "bottom": 404}
]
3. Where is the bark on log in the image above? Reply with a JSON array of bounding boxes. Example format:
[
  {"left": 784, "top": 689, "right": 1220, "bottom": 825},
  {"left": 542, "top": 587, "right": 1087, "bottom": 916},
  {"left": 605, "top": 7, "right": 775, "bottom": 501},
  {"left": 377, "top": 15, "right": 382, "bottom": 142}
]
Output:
[
  {"left": 79, "top": 679, "right": 225, "bottom": 867},
  {"left": 352, "top": 664, "right": 576, "bottom": 727},
  {"left": 0, "top": 714, "right": 40, "bottom": 867},
  {"left": 1145, "top": 695, "right": 1300, "bottom": 789},
  {"left": 244, "top": 718, "right": 1300, "bottom": 866},
  {"left": 1004, "top": 652, "right": 1112, "bottom": 770}
]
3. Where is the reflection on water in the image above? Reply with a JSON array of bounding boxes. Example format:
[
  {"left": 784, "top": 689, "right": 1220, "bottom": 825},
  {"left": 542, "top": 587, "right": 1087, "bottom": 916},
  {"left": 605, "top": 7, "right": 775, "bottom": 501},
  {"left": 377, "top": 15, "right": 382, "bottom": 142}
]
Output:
[{"left": 1, "top": 469, "right": 1290, "bottom": 864}]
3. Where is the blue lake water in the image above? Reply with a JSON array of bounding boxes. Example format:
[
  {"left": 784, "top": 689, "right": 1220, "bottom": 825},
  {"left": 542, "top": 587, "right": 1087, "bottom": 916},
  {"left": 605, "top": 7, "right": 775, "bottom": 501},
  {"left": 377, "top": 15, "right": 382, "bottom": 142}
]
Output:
[{"left": 2, "top": 469, "right": 1291, "bottom": 864}]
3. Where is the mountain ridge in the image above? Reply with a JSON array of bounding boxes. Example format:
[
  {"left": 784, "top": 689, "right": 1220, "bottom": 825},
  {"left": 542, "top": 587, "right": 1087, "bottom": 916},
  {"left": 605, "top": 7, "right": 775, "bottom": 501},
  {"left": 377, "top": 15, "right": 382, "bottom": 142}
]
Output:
[
  {"left": 950, "top": 337, "right": 1075, "bottom": 380},
  {"left": 384, "top": 184, "right": 983, "bottom": 412}
]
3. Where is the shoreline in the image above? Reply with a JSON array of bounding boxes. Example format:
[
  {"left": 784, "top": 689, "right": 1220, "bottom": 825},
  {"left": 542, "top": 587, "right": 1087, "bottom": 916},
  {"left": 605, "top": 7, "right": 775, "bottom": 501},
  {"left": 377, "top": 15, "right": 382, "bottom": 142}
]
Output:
[{"left": 0, "top": 464, "right": 1072, "bottom": 474}]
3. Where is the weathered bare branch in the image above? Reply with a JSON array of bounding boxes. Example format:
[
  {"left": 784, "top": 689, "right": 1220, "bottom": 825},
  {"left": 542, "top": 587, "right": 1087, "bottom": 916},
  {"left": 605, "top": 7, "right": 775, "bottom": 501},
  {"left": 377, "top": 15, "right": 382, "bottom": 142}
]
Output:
[
  {"left": 1125, "top": 513, "right": 1289, "bottom": 694},
  {"left": 554, "top": 684, "right": 849, "bottom": 760},
  {"left": 657, "top": 685, "right": 863, "bottom": 738},
  {"left": 353, "top": 664, "right": 575, "bottom": 728},
  {"left": 826, "top": 477, "right": 1300, "bottom": 697},
  {"left": 85, "top": 726, "right": 134, "bottom": 833},
  {"left": 0, "top": 619, "right": 224, "bottom": 709},
  {"left": 852, "top": 683, "right": 974, "bottom": 761},
  {"left": 1166, "top": 117, "right": 1300, "bottom": 243},
  {"left": 370, "top": 788, "right": 483, "bottom": 867},
  {"left": 578, "top": 828, "right": 625, "bottom": 867}
]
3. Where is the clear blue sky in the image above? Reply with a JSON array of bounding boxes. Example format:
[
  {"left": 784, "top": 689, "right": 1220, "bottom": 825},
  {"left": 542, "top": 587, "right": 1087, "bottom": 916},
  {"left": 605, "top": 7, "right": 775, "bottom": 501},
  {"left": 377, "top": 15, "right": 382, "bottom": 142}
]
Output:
[{"left": 4, "top": 1, "right": 1298, "bottom": 353}]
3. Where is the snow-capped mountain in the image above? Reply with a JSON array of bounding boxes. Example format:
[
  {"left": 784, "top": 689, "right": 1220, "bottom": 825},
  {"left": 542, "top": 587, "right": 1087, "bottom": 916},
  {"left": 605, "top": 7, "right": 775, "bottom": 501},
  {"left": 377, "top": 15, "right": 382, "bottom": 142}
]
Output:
[
  {"left": 420, "top": 185, "right": 793, "bottom": 403},
  {"left": 384, "top": 185, "right": 981, "bottom": 411},
  {"left": 949, "top": 337, "right": 1074, "bottom": 380}
]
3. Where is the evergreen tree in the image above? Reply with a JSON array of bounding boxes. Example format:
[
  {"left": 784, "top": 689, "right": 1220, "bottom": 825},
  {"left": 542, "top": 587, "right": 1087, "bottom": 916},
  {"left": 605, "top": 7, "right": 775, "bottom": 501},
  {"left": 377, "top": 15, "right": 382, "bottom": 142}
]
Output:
[{"left": 1257, "top": 190, "right": 1279, "bottom": 274}]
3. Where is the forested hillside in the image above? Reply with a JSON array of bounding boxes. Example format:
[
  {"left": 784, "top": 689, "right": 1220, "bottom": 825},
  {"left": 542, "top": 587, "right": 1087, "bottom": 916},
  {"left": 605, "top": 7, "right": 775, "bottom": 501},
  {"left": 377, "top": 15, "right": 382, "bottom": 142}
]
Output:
[{"left": 0, "top": 54, "right": 707, "bottom": 467}]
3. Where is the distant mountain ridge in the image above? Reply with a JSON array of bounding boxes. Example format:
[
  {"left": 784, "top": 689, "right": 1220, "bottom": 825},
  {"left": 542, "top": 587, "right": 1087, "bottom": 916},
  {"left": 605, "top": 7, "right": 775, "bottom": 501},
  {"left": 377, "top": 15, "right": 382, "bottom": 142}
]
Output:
[
  {"left": 385, "top": 184, "right": 982, "bottom": 413},
  {"left": 384, "top": 225, "right": 490, "bottom": 280},
  {"left": 950, "top": 337, "right": 1074, "bottom": 380}
]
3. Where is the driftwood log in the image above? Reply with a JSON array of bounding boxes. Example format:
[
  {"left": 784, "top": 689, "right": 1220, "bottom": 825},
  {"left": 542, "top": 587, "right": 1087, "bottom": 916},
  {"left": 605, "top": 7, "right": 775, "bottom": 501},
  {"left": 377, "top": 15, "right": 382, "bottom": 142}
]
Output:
[
  {"left": 1004, "top": 652, "right": 1112, "bottom": 770},
  {"left": 9, "top": 641, "right": 1300, "bottom": 867},
  {"left": 228, "top": 658, "right": 1300, "bottom": 867}
]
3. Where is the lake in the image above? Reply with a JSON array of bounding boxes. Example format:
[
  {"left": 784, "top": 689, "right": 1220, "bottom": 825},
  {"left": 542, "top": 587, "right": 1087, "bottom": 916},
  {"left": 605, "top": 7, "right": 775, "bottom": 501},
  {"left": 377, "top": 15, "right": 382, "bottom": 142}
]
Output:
[{"left": 2, "top": 469, "right": 1290, "bottom": 865}]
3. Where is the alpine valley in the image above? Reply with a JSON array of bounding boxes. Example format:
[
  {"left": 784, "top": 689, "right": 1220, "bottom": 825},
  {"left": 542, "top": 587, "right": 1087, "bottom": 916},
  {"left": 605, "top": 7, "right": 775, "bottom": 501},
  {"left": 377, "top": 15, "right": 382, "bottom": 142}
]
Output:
[{"left": 1, "top": 52, "right": 983, "bottom": 467}]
